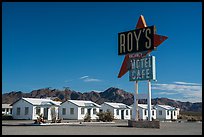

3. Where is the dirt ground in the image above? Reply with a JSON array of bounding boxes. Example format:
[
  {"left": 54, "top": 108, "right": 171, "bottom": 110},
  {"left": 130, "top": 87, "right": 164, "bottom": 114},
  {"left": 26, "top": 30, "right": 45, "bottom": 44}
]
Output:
[{"left": 2, "top": 120, "right": 202, "bottom": 135}]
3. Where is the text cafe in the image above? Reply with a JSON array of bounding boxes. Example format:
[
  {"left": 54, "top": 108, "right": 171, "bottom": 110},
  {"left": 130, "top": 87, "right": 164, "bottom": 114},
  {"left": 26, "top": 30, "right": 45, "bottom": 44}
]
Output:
[{"left": 129, "top": 56, "right": 156, "bottom": 81}]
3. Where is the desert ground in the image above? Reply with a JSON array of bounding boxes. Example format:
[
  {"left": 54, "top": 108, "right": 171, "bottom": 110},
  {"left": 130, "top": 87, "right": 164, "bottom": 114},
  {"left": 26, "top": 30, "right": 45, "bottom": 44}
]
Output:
[{"left": 2, "top": 120, "right": 202, "bottom": 135}]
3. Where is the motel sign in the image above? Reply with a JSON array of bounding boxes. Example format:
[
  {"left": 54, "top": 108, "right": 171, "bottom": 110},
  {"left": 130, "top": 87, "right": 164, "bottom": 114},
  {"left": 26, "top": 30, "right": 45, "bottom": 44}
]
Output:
[
  {"left": 118, "top": 15, "right": 168, "bottom": 124},
  {"left": 129, "top": 56, "right": 156, "bottom": 81},
  {"left": 118, "top": 26, "right": 156, "bottom": 55}
]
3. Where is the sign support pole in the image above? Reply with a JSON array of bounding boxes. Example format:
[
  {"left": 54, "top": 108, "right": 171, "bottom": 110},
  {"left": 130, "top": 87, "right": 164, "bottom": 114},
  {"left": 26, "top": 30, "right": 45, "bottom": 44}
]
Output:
[
  {"left": 118, "top": 15, "right": 167, "bottom": 128},
  {"left": 134, "top": 80, "right": 139, "bottom": 121},
  {"left": 147, "top": 80, "right": 152, "bottom": 121}
]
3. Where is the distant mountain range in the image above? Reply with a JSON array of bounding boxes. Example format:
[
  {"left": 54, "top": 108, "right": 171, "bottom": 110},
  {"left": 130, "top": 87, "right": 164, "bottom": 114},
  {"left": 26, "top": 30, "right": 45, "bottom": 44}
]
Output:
[{"left": 2, "top": 87, "right": 202, "bottom": 112}]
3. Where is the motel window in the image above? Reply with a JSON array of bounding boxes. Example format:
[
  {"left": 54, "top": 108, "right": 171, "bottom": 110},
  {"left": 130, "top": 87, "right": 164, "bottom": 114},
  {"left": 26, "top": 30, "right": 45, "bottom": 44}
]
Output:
[
  {"left": 93, "top": 108, "right": 97, "bottom": 114},
  {"left": 62, "top": 108, "right": 66, "bottom": 115},
  {"left": 81, "top": 108, "right": 85, "bottom": 114},
  {"left": 174, "top": 111, "right": 176, "bottom": 116},
  {"left": 99, "top": 109, "right": 103, "bottom": 112},
  {"left": 17, "top": 107, "right": 20, "bottom": 115},
  {"left": 144, "top": 109, "right": 147, "bottom": 115},
  {"left": 70, "top": 108, "right": 74, "bottom": 115},
  {"left": 25, "top": 107, "right": 29, "bottom": 115},
  {"left": 116, "top": 109, "right": 119, "bottom": 115},
  {"left": 36, "top": 107, "right": 41, "bottom": 115},
  {"left": 159, "top": 110, "right": 162, "bottom": 115},
  {"left": 167, "top": 110, "right": 169, "bottom": 115},
  {"left": 2, "top": 108, "right": 5, "bottom": 112},
  {"left": 152, "top": 111, "right": 154, "bottom": 116},
  {"left": 126, "top": 110, "right": 128, "bottom": 115}
]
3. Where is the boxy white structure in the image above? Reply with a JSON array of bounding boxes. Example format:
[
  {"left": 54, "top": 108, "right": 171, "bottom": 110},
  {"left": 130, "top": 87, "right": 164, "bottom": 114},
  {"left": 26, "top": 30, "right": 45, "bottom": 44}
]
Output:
[
  {"left": 137, "top": 104, "right": 157, "bottom": 120},
  {"left": 2, "top": 104, "right": 12, "bottom": 115},
  {"left": 11, "top": 98, "right": 61, "bottom": 120},
  {"left": 59, "top": 100, "right": 101, "bottom": 120},
  {"left": 100, "top": 102, "right": 131, "bottom": 120},
  {"left": 155, "top": 104, "right": 179, "bottom": 120}
]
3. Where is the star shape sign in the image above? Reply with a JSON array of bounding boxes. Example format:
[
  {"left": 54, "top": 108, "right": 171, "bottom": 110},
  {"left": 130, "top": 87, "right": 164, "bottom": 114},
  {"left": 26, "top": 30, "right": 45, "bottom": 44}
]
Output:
[{"left": 118, "top": 15, "right": 168, "bottom": 78}]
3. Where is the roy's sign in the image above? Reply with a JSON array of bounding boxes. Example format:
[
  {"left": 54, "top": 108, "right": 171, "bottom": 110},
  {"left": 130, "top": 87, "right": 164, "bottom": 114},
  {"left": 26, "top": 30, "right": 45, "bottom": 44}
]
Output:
[
  {"left": 118, "top": 26, "right": 156, "bottom": 55},
  {"left": 129, "top": 56, "right": 156, "bottom": 81}
]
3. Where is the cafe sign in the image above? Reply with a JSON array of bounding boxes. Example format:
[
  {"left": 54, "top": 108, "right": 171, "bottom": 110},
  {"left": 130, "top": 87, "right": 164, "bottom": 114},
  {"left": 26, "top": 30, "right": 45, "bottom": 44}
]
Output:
[{"left": 129, "top": 56, "right": 156, "bottom": 81}]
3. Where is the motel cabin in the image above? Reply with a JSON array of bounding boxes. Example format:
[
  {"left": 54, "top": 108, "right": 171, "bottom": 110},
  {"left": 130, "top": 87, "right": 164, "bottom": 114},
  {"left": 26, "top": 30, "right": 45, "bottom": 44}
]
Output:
[
  {"left": 131, "top": 104, "right": 180, "bottom": 121},
  {"left": 11, "top": 98, "right": 61, "bottom": 120},
  {"left": 59, "top": 100, "right": 101, "bottom": 120},
  {"left": 100, "top": 102, "right": 131, "bottom": 120},
  {"left": 130, "top": 104, "right": 157, "bottom": 120},
  {"left": 2, "top": 104, "right": 12, "bottom": 115},
  {"left": 138, "top": 104, "right": 157, "bottom": 120},
  {"left": 155, "top": 104, "right": 179, "bottom": 120}
]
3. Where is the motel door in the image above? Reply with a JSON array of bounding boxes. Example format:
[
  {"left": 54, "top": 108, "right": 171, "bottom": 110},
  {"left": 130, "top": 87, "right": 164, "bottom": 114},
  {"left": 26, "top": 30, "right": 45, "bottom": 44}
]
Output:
[
  {"left": 171, "top": 111, "right": 173, "bottom": 120},
  {"left": 43, "top": 108, "right": 49, "bottom": 120},
  {"left": 88, "top": 108, "right": 91, "bottom": 116},
  {"left": 121, "top": 110, "right": 124, "bottom": 119}
]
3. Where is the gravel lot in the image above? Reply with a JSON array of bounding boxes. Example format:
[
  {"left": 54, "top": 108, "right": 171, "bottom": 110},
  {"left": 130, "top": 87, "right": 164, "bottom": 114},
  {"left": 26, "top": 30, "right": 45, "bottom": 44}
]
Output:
[{"left": 2, "top": 120, "right": 202, "bottom": 135}]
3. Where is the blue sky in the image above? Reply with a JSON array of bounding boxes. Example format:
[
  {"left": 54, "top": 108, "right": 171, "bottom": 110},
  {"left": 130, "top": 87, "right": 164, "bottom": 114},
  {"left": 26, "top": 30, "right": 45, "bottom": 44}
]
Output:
[{"left": 2, "top": 2, "right": 202, "bottom": 103}]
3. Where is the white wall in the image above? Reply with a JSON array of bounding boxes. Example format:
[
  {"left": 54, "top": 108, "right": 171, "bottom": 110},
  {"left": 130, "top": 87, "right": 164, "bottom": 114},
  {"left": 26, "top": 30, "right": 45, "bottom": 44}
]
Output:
[
  {"left": 101, "top": 104, "right": 115, "bottom": 118},
  {"left": 156, "top": 107, "right": 172, "bottom": 120},
  {"left": 77, "top": 107, "right": 87, "bottom": 120},
  {"left": 139, "top": 109, "right": 146, "bottom": 120},
  {"left": 12, "top": 99, "right": 33, "bottom": 120},
  {"left": 78, "top": 107, "right": 100, "bottom": 120},
  {"left": 31, "top": 105, "right": 59, "bottom": 121},
  {"left": 132, "top": 105, "right": 179, "bottom": 121},
  {"left": 171, "top": 110, "right": 178, "bottom": 120},
  {"left": 152, "top": 110, "right": 157, "bottom": 120},
  {"left": 166, "top": 110, "right": 171, "bottom": 120},
  {"left": 59, "top": 101, "right": 78, "bottom": 120},
  {"left": 137, "top": 108, "right": 156, "bottom": 120},
  {"left": 123, "top": 109, "right": 131, "bottom": 120},
  {"left": 12, "top": 99, "right": 59, "bottom": 120},
  {"left": 176, "top": 108, "right": 180, "bottom": 116},
  {"left": 2, "top": 108, "right": 12, "bottom": 115},
  {"left": 59, "top": 101, "right": 100, "bottom": 120},
  {"left": 32, "top": 106, "right": 45, "bottom": 120},
  {"left": 101, "top": 103, "right": 131, "bottom": 120},
  {"left": 156, "top": 108, "right": 165, "bottom": 120}
]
